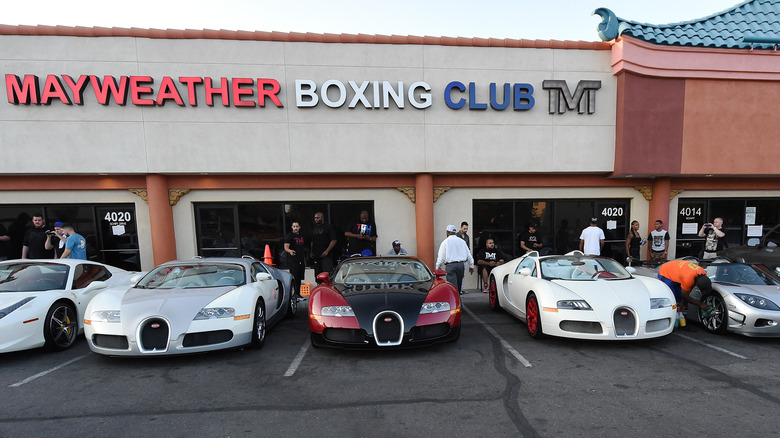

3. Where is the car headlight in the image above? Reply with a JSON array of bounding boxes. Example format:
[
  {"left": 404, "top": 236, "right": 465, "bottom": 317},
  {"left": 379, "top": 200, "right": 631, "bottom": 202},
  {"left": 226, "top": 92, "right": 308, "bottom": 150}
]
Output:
[
  {"left": 734, "top": 294, "right": 780, "bottom": 311},
  {"left": 420, "top": 302, "right": 451, "bottom": 314},
  {"left": 90, "top": 310, "right": 121, "bottom": 323},
  {"left": 0, "top": 297, "right": 35, "bottom": 320},
  {"left": 557, "top": 300, "right": 592, "bottom": 310},
  {"left": 650, "top": 298, "right": 672, "bottom": 309},
  {"left": 194, "top": 307, "right": 235, "bottom": 320},
  {"left": 320, "top": 306, "right": 355, "bottom": 317}
]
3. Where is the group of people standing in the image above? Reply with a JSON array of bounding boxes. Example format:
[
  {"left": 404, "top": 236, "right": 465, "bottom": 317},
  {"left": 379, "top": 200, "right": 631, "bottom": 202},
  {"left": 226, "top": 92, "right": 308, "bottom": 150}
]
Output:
[
  {"left": 284, "top": 210, "right": 393, "bottom": 299},
  {"left": 624, "top": 217, "right": 727, "bottom": 264},
  {"left": 0, "top": 213, "right": 87, "bottom": 261}
]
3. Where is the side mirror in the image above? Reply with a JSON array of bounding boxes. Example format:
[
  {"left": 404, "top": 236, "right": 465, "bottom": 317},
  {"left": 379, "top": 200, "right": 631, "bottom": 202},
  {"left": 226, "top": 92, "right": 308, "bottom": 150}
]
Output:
[
  {"left": 255, "top": 273, "right": 272, "bottom": 282},
  {"left": 83, "top": 280, "right": 108, "bottom": 294},
  {"left": 518, "top": 268, "right": 532, "bottom": 276},
  {"left": 625, "top": 266, "right": 636, "bottom": 274},
  {"left": 317, "top": 272, "right": 329, "bottom": 282},
  {"left": 434, "top": 269, "right": 446, "bottom": 278},
  {"left": 747, "top": 238, "right": 760, "bottom": 247},
  {"left": 130, "top": 273, "right": 143, "bottom": 284}
]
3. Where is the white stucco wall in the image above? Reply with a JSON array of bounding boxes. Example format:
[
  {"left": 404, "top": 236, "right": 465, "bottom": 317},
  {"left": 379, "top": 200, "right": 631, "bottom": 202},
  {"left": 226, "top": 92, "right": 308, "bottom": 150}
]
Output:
[{"left": 0, "top": 35, "right": 615, "bottom": 175}]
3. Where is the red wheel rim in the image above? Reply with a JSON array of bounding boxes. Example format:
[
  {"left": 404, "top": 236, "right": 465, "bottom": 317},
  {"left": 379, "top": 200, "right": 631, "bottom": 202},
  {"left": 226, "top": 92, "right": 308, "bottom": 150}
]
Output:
[
  {"left": 527, "top": 297, "right": 538, "bottom": 334},
  {"left": 489, "top": 280, "right": 497, "bottom": 307}
]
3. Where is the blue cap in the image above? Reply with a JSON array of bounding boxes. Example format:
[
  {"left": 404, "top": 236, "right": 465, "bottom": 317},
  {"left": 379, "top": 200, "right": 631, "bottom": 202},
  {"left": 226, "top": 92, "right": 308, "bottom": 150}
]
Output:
[{"left": 54, "top": 222, "right": 63, "bottom": 227}]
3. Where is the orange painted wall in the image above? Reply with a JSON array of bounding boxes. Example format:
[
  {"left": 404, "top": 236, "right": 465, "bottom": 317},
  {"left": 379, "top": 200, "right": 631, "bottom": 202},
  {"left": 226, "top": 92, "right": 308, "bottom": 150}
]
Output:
[{"left": 681, "top": 79, "right": 780, "bottom": 175}]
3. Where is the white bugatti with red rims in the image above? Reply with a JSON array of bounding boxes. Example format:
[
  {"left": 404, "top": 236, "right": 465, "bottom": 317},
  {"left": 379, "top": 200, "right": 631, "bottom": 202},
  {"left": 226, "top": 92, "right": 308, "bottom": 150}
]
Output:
[
  {"left": 0, "top": 259, "right": 137, "bottom": 353},
  {"left": 84, "top": 257, "right": 295, "bottom": 356},
  {"left": 486, "top": 251, "right": 677, "bottom": 340}
]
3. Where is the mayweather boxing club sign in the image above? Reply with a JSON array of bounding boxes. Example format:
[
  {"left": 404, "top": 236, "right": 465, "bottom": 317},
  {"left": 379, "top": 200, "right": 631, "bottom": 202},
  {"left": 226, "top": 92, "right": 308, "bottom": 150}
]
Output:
[{"left": 5, "top": 74, "right": 601, "bottom": 114}]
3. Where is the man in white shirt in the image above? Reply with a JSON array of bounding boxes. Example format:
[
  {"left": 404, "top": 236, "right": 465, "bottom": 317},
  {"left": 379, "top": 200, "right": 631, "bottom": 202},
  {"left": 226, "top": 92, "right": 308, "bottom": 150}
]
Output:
[
  {"left": 436, "top": 224, "right": 475, "bottom": 295},
  {"left": 579, "top": 217, "right": 605, "bottom": 255}
]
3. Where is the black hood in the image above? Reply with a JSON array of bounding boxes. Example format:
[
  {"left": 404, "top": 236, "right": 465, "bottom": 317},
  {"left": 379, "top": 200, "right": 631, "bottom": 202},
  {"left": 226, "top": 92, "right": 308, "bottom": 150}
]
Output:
[{"left": 335, "top": 280, "right": 432, "bottom": 334}]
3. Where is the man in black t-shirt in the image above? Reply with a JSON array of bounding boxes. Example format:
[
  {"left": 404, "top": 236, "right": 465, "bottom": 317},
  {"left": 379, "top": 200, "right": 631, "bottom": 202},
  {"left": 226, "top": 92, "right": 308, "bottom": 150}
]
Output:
[
  {"left": 0, "top": 223, "right": 9, "bottom": 261},
  {"left": 22, "top": 214, "right": 54, "bottom": 259},
  {"left": 344, "top": 210, "right": 377, "bottom": 256},
  {"left": 476, "top": 238, "right": 506, "bottom": 293},
  {"left": 518, "top": 223, "right": 544, "bottom": 254},
  {"left": 310, "top": 212, "right": 337, "bottom": 282},
  {"left": 698, "top": 217, "right": 727, "bottom": 259},
  {"left": 284, "top": 221, "right": 307, "bottom": 299}
]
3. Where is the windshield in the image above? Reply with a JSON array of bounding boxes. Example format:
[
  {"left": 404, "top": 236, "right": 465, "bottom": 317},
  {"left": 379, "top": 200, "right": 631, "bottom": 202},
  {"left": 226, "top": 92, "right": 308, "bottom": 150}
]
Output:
[
  {"left": 705, "top": 263, "right": 780, "bottom": 286},
  {"left": 333, "top": 259, "right": 432, "bottom": 285},
  {"left": 0, "top": 262, "right": 70, "bottom": 292},
  {"left": 540, "top": 256, "right": 631, "bottom": 281},
  {"left": 137, "top": 263, "right": 246, "bottom": 289}
]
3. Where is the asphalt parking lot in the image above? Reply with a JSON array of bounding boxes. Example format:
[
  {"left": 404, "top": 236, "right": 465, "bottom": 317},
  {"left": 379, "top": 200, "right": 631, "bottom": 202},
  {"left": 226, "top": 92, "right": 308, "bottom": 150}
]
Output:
[{"left": 2, "top": 288, "right": 780, "bottom": 437}]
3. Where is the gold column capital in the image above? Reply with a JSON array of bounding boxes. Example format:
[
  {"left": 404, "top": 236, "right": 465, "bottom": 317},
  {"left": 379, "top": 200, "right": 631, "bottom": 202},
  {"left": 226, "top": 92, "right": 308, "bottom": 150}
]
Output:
[
  {"left": 634, "top": 185, "right": 652, "bottom": 201},
  {"left": 433, "top": 186, "right": 451, "bottom": 203}
]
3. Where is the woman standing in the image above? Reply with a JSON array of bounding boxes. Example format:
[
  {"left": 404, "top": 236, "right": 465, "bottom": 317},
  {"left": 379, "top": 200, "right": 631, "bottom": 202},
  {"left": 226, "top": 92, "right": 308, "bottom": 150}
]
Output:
[{"left": 625, "top": 220, "right": 643, "bottom": 263}]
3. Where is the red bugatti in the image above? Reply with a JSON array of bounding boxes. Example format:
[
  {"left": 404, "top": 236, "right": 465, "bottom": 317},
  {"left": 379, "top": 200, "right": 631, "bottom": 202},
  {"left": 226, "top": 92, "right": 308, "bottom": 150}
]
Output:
[{"left": 308, "top": 256, "right": 461, "bottom": 348}]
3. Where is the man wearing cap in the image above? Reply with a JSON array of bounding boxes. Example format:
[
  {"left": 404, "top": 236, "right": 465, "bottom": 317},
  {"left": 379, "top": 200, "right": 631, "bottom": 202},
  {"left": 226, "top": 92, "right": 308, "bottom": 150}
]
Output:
[
  {"left": 579, "top": 217, "right": 605, "bottom": 255},
  {"left": 387, "top": 240, "right": 407, "bottom": 255},
  {"left": 45, "top": 221, "right": 68, "bottom": 258},
  {"left": 658, "top": 260, "right": 712, "bottom": 315},
  {"left": 518, "top": 223, "right": 544, "bottom": 254},
  {"left": 436, "top": 224, "right": 475, "bottom": 295}
]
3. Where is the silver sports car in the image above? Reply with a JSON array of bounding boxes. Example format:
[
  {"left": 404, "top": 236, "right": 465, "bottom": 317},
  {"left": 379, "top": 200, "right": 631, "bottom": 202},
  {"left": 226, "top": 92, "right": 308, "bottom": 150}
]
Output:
[
  {"left": 84, "top": 257, "right": 296, "bottom": 356},
  {"left": 687, "top": 262, "right": 780, "bottom": 337}
]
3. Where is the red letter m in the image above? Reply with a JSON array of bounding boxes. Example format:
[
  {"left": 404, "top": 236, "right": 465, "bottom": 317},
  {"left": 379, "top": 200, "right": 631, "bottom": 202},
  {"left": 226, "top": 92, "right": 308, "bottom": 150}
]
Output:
[{"left": 6, "top": 74, "right": 40, "bottom": 104}]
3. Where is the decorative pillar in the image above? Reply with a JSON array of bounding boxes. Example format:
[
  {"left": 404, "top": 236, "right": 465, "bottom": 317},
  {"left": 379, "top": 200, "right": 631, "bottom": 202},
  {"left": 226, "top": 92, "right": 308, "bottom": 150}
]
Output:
[
  {"left": 415, "top": 174, "right": 435, "bottom": 268},
  {"left": 146, "top": 174, "right": 178, "bottom": 265}
]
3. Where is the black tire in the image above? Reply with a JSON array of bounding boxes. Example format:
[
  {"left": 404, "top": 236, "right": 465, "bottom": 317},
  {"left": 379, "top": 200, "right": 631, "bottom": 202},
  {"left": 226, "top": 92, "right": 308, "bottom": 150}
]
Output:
[
  {"left": 488, "top": 277, "right": 501, "bottom": 311},
  {"left": 286, "top": 282, "right": 297, "bottom": 318},
  {"left": 43, "top": 301, "right": 78, "bottom": 351},
  {"left": 251, "top": 299, "right": 267, "bottom": 348},
  {"left": 526, "top": 293, "right": 544, "bottom": 339},
  {"left": 700, "top": 293, "right": 728, "bottom": 334}
]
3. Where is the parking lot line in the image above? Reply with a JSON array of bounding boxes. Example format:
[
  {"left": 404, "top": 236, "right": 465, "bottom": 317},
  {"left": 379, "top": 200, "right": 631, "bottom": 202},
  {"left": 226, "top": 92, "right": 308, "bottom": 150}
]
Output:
[
  {"left": 8, "top": 354, "right": 89, "bottom": 388},
  {"left": 463, "top": 305, "right": 532, "bottom": 368},
  {"left": 284, "top": 339, "right": 311, "bottom": 377},
  {"left": 674, "top": 333, "right": 749, "bottom": 360}
]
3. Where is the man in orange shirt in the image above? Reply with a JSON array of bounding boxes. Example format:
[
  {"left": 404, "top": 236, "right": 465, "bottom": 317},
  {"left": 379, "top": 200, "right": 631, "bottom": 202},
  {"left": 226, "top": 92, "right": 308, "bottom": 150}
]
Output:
[{"left": 658, "top": 260, "right": 712, "bottom": 312}]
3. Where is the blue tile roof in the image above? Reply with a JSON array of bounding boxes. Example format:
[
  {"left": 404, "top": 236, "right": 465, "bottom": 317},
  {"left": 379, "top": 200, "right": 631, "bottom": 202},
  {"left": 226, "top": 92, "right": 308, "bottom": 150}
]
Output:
[{"left": 595, "top": 0, "right": 780, "bottom": 50}]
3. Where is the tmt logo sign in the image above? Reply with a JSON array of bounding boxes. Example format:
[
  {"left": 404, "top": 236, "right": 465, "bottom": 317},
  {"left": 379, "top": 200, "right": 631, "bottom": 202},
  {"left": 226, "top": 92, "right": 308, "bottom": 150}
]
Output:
[{"left": 542, "top": 80, "right": 602, "bottom": 114}]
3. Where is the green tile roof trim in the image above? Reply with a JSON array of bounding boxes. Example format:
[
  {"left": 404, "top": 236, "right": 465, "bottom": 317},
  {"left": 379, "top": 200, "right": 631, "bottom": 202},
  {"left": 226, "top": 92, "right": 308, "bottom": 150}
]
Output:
[{"left": 595, "top": 0, "right": 780, "bottom": 50}]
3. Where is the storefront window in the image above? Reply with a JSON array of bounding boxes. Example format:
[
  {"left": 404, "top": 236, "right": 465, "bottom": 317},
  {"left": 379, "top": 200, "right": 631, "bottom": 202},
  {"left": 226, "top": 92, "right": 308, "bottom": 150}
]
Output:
[
  {"left": 0, "top": 204, "right": 140, "bottom": 270},
  {"left": 676, "top": 198, "right": 780, "bottom": 258},
  {"left": 195, "top": 201, "right": 373, "bottom": 268},
  {"left": 474, "top": 199, "right": 630, "bottom": 261}
]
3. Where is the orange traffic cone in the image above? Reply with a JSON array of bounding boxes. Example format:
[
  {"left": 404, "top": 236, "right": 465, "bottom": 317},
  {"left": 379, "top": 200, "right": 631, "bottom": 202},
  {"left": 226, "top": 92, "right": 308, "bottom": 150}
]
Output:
[{"left": 263, "top": 244, "right": 274, "bottom": 265}]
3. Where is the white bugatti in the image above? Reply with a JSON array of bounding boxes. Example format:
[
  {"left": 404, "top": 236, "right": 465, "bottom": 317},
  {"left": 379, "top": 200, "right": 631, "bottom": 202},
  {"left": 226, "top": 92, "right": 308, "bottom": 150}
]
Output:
[
  {"left": 486, "top": 251, "right": 677, "bottom": 340},
  {"left": 84, "top": 257, "right": 296, "bottom": 356},
  {"left": 0, "top": 259, "right": 137, "bottom": 353}
]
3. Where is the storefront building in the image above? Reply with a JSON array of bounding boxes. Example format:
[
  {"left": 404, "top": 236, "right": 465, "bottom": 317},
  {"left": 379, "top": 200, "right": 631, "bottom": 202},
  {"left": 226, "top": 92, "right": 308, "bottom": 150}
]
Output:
[{"left": 1, "top": 1, "right": 778, "bottom": 276}]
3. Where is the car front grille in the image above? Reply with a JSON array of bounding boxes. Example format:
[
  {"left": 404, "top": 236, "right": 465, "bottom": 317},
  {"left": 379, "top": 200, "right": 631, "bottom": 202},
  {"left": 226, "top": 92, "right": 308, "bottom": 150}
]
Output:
[
  {"left": 139, "top": 318, "right": 169, "bottom": 352},
  {"left": 559, "top": 320, "right": 602, "bottom": 334},
  {"left": 92, "top": 334, "right": 129, "bottom": 350},
  {"left": 646, "top": 318, "right": 672, "bottom": 333},
  {"left": 614, "top": 307, "right": 637, "bottom": 337},
  {"left": 411, "top": 323, "right": 451, "bottom": 341},
  {"left": 323, "top": 328, "right": 366, "bottom": 344},
  {"left": 182, "top": 330, "right": 233, "bottom": 347},
  {"left": 373, "top": 311, "right": 404, "bottom": 346}
]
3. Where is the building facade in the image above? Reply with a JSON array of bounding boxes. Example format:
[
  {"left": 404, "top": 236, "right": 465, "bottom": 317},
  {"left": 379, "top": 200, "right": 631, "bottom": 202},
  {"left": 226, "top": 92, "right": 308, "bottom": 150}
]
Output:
[{"left": 2, "top": 0, "right": 779, "bottom": 276}]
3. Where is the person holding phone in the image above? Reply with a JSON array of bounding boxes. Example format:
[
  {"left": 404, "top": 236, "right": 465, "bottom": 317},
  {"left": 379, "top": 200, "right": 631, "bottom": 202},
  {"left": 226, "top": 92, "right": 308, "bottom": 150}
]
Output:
[{"left": 698, "top": 217, "right": 726, "bottom": 259}]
